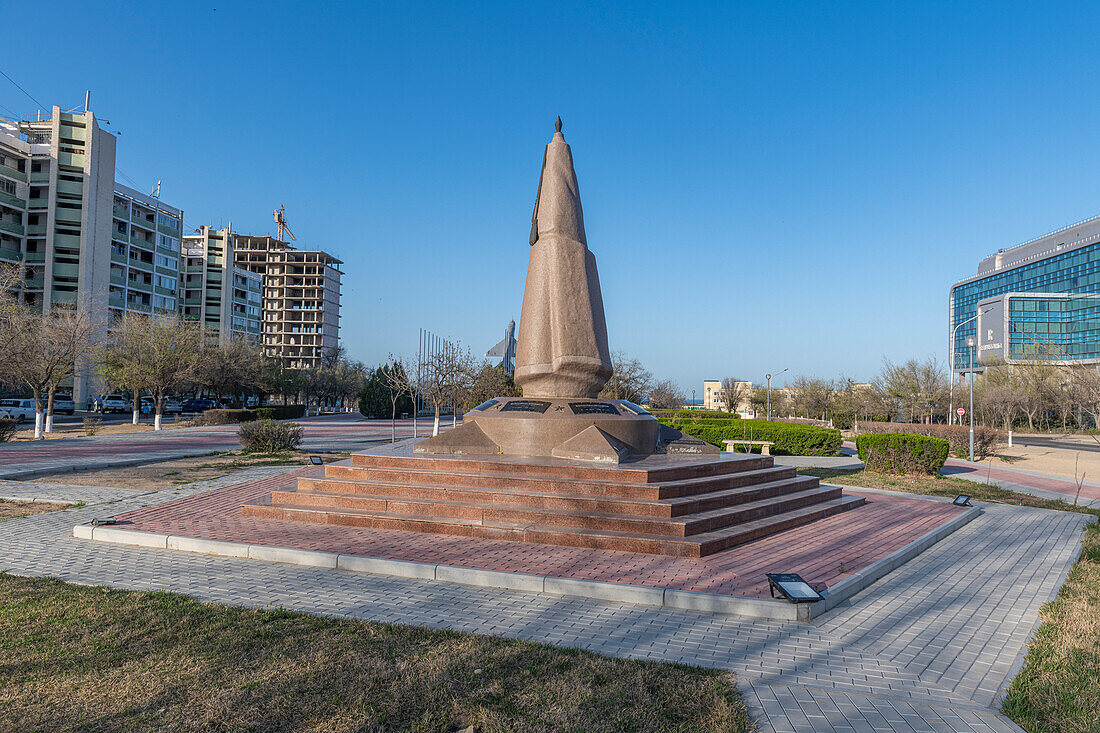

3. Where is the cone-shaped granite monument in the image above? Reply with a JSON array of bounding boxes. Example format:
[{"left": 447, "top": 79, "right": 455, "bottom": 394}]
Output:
[
  {"left": 241, "top": 120, "right": 866, "bottom": 556},
  {"left": 415, "top": 118, "right": 714, "bottom": 463}
]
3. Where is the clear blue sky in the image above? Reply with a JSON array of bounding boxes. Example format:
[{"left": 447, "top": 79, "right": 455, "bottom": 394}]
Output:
[{"left": 7, "top": 1, "right": 1100, "bottom": 391}]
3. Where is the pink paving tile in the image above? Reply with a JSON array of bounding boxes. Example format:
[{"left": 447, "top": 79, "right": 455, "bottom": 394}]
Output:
[{"left": 111, "top": 468, "right": 968, "bottom": 600}]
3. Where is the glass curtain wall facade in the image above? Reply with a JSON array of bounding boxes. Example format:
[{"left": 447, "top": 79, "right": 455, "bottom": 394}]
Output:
[{"left": 949, "top": 228, "right": 1100, "bottom": 373}]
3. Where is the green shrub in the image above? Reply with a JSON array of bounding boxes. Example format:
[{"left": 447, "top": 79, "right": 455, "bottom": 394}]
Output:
[
  {"left": 254, "top": 405, "right": 307, "bottom": 420},
  {"left": 238, "top": 419, "right": 303, "bottom": 452},
  {"left": 856, "top": 433, "right": 949, "bottom": 475},
  {"left": 856, "top": 421, "right": 1001, "bottom": 460},
  {"left": 0, "top": 418, "right": 16, "bottom": 442},
  {"left": 201, "top": 409, "right": 257, "bottom": 426},
  {"left": 662, "top": 418, "right": 841, "bottom": 456}
]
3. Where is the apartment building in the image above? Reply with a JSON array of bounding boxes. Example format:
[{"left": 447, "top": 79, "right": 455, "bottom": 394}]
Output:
[
  {"left": 234, "top": 235, "right": 342, "bottom": 369},
  {"left": 0, "top": 105, "right": 184, "bottom": 403},
  {"left": 180, "top": 226, "right": 262, "bottom": 345},
  {"left": 701, "top": 378, "right": 756, "bottom": 416}
]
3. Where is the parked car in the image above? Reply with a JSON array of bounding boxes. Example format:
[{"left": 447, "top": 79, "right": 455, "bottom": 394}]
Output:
[
  {"left": 44, "top": 393, "right": 75, "bottom": 415},
  {"left": 181, "top": 398, "right": 216, "bottom": 413},
  {"left": 0, "top": 398, "right": 36, "bottom": 424},
  {"left": 95, "top": 394, "right": 130, "bottom": 414},
  {"left": 163, "top": 399, "right": 183, "bottom": 414}
]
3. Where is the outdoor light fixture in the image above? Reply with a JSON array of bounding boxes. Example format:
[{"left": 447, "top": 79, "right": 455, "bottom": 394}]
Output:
[
  {"left": 309, "top": 456, "right": 324, "bottom": 465},
  {"left": 953, "top": 494, "right": 972, "bottom": 506},
  {"left": 90, "top": 518, "right": 116, "bottom": 527},
  {"left": 766, "top": 573, "right": 824, "bottom": 603}
]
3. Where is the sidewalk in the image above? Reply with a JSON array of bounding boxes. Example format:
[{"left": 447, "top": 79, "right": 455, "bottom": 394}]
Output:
[{"left": 1, "top": 465, "right": 1091, "bottom": 732}]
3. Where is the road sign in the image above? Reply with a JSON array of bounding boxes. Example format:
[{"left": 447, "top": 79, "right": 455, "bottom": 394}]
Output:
[{"left": 957, "top": 408, "right": 965, "bottom": 416}]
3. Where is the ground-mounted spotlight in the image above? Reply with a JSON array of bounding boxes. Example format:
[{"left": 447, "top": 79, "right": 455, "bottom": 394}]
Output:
[
  {"left": 90, "top": 518, "right": 116, "bottom": 527},
  {"left": 766, "top": 573, "right": 824, "bottom": 603},
  {"left": 309, "top": 456, "right": 324, "bottom": 465},
  {"left": 953, "top": 494, "right": 972, "bottom": 506}
]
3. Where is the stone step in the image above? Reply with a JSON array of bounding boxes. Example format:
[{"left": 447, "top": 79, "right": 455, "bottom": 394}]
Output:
[
  {"left": 267, "top": 481, "right": 836, "bottom": 537},
  {"left": 297, "top": 467, "right": 803, "bottom": 516},
  {"left": 241, "top": 494, "right": 866, "bottom": 557},
  {"left": 350, "top": 450, "right": 768, "bottom": 483},
  {"left": 323, "top": 463, "right": 795, "bottom": 500}
]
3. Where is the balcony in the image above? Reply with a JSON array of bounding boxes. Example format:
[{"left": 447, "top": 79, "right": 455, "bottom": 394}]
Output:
[
  {"left": 113, "top": 205, "right": 130, "bottom": 218},
  {"left": 54, "top": 206, "right": 82, "bottom": 224},
  {"left": 130, "top": 216, "right": 154, "bottom": 231},
  {"left": 0, "top": 165, "right": 27, "bottom": 182},
  {"left": 54, "top": 233, "right": 81, "bottom": 248},
  {"left": 0, "top": 246, "right": 20, "bottom": 262},
  {"left": 155, "top": 284, "right": 175, "bottom": 297},
  {"left": 23, "top": 278, "right": 44, "bottom": 290},
  {"left": 110, "top": 248, "right": 127, "bottom": 264},
  {"left": 52, "top": 290, "right": 77, "bottom": 305},
  {"left": 0, "top": 191, "right": 26, "bottom": 209},
  {"left": 110, "top": 273, "right": 127, "bottom": 287},
  {"left": 126, "top": 301, "right": 152, "bottom": 314},
  {"left": 27, "top": 197, "right": 47, "bottom": 210},
  {"left": 57, "top": 151, "right": 84, "bottom": 168},
  {"left": 157, "top": 222, "right": 180, "bottom": 237},
  {"left": 0, "top": 220, "right": 24, "bottom": 236},
  {"left": 24, "top": 250, "right": 45, "bottom": 263},
  {"left": 109, "top": 293, "right": 124, "bottom": 309},
  {"left": 130, "top": 234, "right": 154, "bottom": 249},
  {"left": 52, "top": 262, "right": 79, "bottom": 279},
  {"left": 56, "top": 179, "right": 83, "bottom": 196},
  {"left": 128, "top": 257, "right": 154, "bottom": 272},
  {"left": 29, "top": 169, "right": 49, "bottom": 183}
]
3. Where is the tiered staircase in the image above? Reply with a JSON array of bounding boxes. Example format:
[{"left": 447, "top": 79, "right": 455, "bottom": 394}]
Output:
[{"left": 242, "top": 452, "right": 864, "bottom": 557}]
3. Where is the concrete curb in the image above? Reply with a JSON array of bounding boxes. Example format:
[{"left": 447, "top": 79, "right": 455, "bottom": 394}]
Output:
[
  {"left": 0, "top": 451, "right": 217, "bottom": 481},
  {"left": 0, "top": 495, "right": 78, "bottom": 505},
  {"left": 73, "top": 495, "right": 982, "bottom": 621}
]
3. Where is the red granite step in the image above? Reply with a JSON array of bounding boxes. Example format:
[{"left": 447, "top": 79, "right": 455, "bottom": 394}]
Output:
[
  {"left": 350, "top": 451, "right": 767, "bottom": 483},
  {"left": 296, "top": 466, "right": 800, "bottom": 515},
  {"left": 322, "top": 463, "right": 794, "bottom": 500},
  {"left": 241, "top": 494, "right": 866, "bottom": 557},
  {"left": 265, "top": 480, "right": 836, "bottom": 537}
]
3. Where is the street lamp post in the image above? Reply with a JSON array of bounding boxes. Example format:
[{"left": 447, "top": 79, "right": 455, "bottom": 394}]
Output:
[
  {"left": 691, "top": 389, "right": 696, "bottom": 410},
  {"left": 949, "top": 307, "right": 993, "bottom": 425},
  {"left": 765, "top": 367, "right": 788, "bottom": 420},
  {"left": 967, "top": 336, "right": 976, "bottom": 461}
]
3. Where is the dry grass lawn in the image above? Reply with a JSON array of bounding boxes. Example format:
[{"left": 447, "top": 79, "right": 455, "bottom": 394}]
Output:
[
  {"left": 23, "top": 451, "right": 348, "bottom": 492},
  {"left": 0, "top": 574, "right": 753, "bottom": 733},
  {"left": 0, "top": 499, "right": 71, "bottom": 521},
  {"left": 11, "top": 417, "right": 198, "bottom": 440}
]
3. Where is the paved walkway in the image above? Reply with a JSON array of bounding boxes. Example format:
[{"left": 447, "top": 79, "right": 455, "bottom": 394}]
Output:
[
  {"left": 0, "top": 415, "right": 438, "bottom": 479},
  {"left": 0, "top": 467, "right": 1091, "bottom": 732}
]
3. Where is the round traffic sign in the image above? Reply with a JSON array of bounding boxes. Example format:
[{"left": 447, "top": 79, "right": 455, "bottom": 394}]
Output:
[{"left": 957, "top": 408, "right": 965, "bottom": 416}]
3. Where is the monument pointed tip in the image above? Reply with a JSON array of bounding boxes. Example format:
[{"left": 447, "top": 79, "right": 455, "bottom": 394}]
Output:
[{"left": 555, "top": 116, "right": 562, "bottom": 133}]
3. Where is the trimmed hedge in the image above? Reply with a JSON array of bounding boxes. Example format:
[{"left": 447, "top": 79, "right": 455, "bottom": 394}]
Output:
[
  {"left": 662, "top": 418, "right": 841, "bottom": 456},
  {"left": 201, "top": 409, "right": 257, "bottom": 426},
  {"left": 255, "top": 405, "right": 307, "bottom": 420},
  {"left": 856, "top": 433, "right": 949, "bottom": 475},
  {"left": 856, "top": 421, "right": 1002, "bottom": 459},
  {"left": 651, "top": 409, "right": 741, "bottom": 420},
  {"left": 238, "top": 419, "right": 303, "bottom": 452}
]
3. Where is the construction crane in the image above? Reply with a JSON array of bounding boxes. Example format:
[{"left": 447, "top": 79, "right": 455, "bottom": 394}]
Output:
[{"left": 273, "top": 205, "right": 296, "bottom": 242}]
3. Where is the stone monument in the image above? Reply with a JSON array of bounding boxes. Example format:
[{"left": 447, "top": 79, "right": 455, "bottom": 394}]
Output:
[
  {"left": 242, "top": 120, "right": 865, "bottom": 557},
  {"left": 414, "top": 118, "right": 714, "bottom": 463}
]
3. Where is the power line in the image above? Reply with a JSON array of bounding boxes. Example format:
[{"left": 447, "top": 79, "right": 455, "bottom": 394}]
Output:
[{"left": 0, "top": 68, "right": 47, "bottom": 112}]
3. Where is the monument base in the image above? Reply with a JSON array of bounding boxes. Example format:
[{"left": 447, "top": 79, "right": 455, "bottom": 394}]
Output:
[
  {"left": 241, "top": 440, "right": 865, "bottom": 558},
  {"left": 413, "top": 397, "right": 716, "bottom": 463}
]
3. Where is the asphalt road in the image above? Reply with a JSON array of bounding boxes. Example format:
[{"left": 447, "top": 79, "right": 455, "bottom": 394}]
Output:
[{"left": 1009, "top": 434, "right": 1100, "bottom": 453}]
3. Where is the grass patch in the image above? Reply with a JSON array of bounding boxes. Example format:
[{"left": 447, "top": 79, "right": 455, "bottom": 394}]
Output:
[
  {"left": 23, "top": 451, "right": 349, "bottom": 492},
  {"left": 799, "top": 467, "right": 1100, "bottom": 516},
  {"left": 0, "top": 574, "right": 753, "bottom": 733},
  {"left": 802, "top": 467, "right": 1099, "bottom": 732},
  {"left": 1002, "top": 520, "right": 1100, "bottom": 733},
  {"left": 0, "top": 499, "right": 71, "bottom": 522}
]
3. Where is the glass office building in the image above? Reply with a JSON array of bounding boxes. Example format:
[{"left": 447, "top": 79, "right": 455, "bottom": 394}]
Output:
[{"left": 948, "top": 216, "right": 1100, "bottom": 375}]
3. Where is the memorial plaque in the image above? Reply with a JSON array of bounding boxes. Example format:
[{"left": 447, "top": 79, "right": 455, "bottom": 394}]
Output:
[
  {"left": 568, "top": 401, "right": 621, "bottom": 415},
  {"left": 500, "top": 400, "right": 552, "bottom": 414},
  {"left": 471, "top": 399, "right": 500, "bottom": 412}
]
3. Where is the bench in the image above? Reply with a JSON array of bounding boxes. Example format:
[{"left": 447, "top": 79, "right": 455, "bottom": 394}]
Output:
[{"left": 723, "top": 439, "right": 775, "bottom": 455}]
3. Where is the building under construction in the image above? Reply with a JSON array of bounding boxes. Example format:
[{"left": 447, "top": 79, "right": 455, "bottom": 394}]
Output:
[{"left": 233, "top": 233, "right": 342, "bottom": 369}]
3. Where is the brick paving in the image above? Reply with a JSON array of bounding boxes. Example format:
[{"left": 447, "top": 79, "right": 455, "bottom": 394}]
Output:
[
  {"left": 109, "top": 468, "right": 966, "bottom": 599},
  {"left": 0, "top": 463, "right": 1091, "bottom": 732}
]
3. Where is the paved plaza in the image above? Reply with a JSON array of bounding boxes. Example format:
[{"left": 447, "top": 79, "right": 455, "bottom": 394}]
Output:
[{"left": 0, "top": 461, "right": 1091, "bottom": 732}]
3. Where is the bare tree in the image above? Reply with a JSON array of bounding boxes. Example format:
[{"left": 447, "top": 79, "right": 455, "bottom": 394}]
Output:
[
  {"left": 419, "top": 342, "right": 476, "bottom": 436},
  {"left": 464, "top": 362, "right": 520, "bottom": 410},
  {"left": 9, "top": 304, "right": 96, "bottom": 438},
  {"left": 648, "top": 378, "right": 686, "bottom": 409},
  {"left": 787, "top": 376, "right": 835, "bottom": 421},
  {"left": 873, "top": 357, "right": 947, "bottom": 423},
  {"left": 377, "top": 358, "right": 415, "bottom": 442},
  {"left": 99, "top": 314, "right": 151, "bottom": 425},
  {"left": 719, "top": 377, "right": 747, "bottom": 414},
  {"left": 599, "top": 352, "right": 653, "bottom": 404}
]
